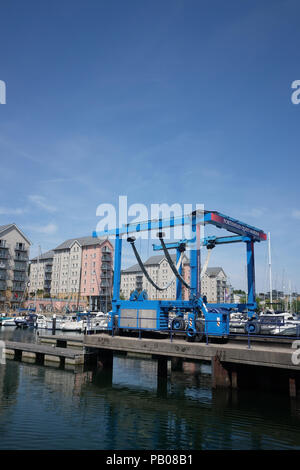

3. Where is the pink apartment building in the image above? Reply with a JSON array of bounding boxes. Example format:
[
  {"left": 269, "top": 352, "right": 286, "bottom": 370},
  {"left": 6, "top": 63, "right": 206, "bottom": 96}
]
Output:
[{"left": 80, "top": 239, "right": 113, "bottom": 312}]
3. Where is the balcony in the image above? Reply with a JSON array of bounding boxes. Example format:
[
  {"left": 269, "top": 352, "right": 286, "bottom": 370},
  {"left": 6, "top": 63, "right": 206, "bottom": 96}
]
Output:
[
  {"left": 101, "top": 281, "right": 111, "bottom": 288},
  {"left": 100, "top": 288, "right": 110, "bottom": 296},
  {"left": 101, "top": 263, "right": 112, "bottom": 270},
  {"left": 15, "top": 243, "right": 27, "bottom": 252},
  {"left": 102, "top": 254, "right": 112, "bottom": 262},
  {"left": 12, "top": 281, "right": 25, "bottom": 291},
  {"left": 13, "top": 274, "right": 26, "bottom": 281},
  {"left": 14, "top": 255, "right": 28, "bottom": 262},
  {"left": 0, "top": 252, "right": 9, "bottom": 259},
  {"left": 13, "top": 263, "right": 26, "bottom": 271},
  {"left": 0, "top": 280, "right": 6, "bottom": 290}
]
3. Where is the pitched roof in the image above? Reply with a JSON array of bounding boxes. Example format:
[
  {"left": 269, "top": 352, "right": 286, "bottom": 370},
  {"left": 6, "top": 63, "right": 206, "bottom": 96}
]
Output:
[
  {"left": 54, "top": 236, "right": 107, "bottom": 251},
  {"left": 0, "top": 223, "right": 31, "bottom": 244},
  {"left": 205, "top": 267, "right": 225, "bottom": 277},
  {"left": 144, "top": 254, "right": 177, "bottom": 265},
  {"left": 0, "top": 224, "right": 15, "bottom": 234},
  {"left": 122, "top": 253, "right": 188, "bottom": 273},
  {"left": 30, "top": 250, "right": 54, "bottom": 262}
]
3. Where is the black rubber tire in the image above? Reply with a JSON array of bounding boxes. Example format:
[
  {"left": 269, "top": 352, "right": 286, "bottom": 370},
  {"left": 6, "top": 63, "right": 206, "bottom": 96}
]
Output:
[
  {"left": 171, "top": 317, "right": 185, "bottom": 331},
  {"left": 244, "top": 321, "right": 260, "bottom": 335},
  {"left": 186, "top": 327, "right": 196, "bottom": 342}
]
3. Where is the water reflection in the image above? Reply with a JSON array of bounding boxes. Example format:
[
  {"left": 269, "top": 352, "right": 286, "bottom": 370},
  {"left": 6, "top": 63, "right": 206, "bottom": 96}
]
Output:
[{"left": 0, "top": 330, "right": 300, "bottom": 449}]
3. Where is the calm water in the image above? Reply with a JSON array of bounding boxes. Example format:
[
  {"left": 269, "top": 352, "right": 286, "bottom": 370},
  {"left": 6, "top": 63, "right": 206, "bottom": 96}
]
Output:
[{"left": 0, "top": 328, "right": 300, "bottom": 450}]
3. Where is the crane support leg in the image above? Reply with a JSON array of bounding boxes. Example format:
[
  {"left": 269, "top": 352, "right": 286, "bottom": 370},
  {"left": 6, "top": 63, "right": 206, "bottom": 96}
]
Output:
[{"left": 246, "top": 240, "right": 256, "bottom": 313}]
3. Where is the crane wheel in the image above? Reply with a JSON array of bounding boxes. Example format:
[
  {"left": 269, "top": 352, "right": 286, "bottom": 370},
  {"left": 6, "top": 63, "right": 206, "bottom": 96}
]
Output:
[
  {"left": 171, "top": 317, "right": 185, "bottom": 331},
  {"left": 244, "top": 321, "right": 260, "bottom": 335},
  {"left": 186, "top": 327, "right": 196, "bottom": 342}
]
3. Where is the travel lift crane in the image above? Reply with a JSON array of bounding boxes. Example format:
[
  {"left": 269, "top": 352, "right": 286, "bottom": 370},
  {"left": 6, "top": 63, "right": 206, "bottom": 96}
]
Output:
[{"left": 93, "top": 210, "right": 267, "bottom": 341}]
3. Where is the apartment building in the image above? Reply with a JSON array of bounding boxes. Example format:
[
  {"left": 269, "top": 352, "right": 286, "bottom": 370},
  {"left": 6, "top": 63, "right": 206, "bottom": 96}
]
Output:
[
  {"left": 120, "top": 254, "right": 190, "bottom": 300},
  {"left": 50, "top": 236, "right": 113, "bottom": 311},
  {"left": 29, "top": 250, "right": 54, "bottom": 296},
  {"left": 0, "top": 223, "right": 31, "bottom": 309},
  {"left": 201, "top": 267, "right": 228, "bottom": 302},
  {"left": 80, "top": 239, "right": 113, "bottom": 312},
  {"left": 121, "top": 255, "right": 228, "bottom": 303}
]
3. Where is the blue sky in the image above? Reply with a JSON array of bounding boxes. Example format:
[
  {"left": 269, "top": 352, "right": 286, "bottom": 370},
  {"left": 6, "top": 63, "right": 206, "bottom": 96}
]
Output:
[{"left": 0, "top": 0, "right": 299, "bottom": 293}]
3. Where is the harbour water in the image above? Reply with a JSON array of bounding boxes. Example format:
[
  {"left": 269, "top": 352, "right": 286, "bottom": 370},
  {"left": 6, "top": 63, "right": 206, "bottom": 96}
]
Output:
[{"left": 0, "top": 328, "right": 300, "bottom": 450}]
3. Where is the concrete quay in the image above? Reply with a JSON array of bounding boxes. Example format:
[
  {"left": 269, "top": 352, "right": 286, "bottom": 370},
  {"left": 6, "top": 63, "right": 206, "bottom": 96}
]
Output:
[
  {"left": 84, "top": 334, "right": 300, "bottom": 397},
  {"left": 4, "top": 340, "right": 90, "bottom": 368}
]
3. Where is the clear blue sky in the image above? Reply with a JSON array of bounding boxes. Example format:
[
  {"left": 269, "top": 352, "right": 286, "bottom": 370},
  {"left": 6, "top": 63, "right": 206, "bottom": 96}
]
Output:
[{"left": 0, "top": 0, "right": 299, "bottom": 293}]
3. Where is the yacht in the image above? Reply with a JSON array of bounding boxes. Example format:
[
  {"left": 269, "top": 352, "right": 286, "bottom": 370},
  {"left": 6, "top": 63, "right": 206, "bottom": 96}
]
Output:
[
  {"left": 264, "top": 312, "right": 300, "bottom": 336},
  {"left": 87, "top": 312, "right": 109, "bottom": 332},
  {"left": 229, "top": 311, "right": 248, "bottom": 333},
  {"left": 1, "top": 315, "right": 17, "bottom": 326},
  {"left": 45, "top": 316, "right": 65, "bottom": 330},
  {"left": 60, "top": 314, "right": 86, "bottom": 332},
  {"left": 36, "top": 314, "right": 47, "bottom": 329}
]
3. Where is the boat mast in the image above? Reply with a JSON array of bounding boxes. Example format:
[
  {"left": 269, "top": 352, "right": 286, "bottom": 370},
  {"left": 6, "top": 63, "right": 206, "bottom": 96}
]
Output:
[
  {"left": 268, "top": 232, "right": 272, "bottom": 307},
  {"left": 34, "top": 245, "right": 41, "bottom": 310}
]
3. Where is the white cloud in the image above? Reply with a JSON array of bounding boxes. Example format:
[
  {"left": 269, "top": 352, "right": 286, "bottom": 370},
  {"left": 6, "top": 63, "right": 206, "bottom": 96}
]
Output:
[
  {"left": 25, "top": 223, "right": 58, "bottom": 234},
  {"left": 292, "top": 210, "right": 300, "bottom": 220},
  {"left": 0, "top": 206, "right": 26, "bottom": 215},
  {"left": 28, "top": 195, "right": 57, "bottom": 213},
  {"left": 245, "top": 208, "right": 266, "bottom": 218}
]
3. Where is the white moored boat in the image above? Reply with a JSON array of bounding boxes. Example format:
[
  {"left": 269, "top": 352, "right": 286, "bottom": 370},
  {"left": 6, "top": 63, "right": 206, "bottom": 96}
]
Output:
[
  {"left": 1, "top": 316, "right": 17, "bottom": 326},
  {"left": 61, "top": 315, "right": 85, "bottom": 332}
]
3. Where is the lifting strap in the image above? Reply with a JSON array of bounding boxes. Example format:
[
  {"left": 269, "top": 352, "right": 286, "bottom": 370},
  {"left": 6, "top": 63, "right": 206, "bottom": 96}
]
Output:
[
  {"left": 200, "top": 247, "right": 213, "bottom": 279},
  {"left": 128, "top": 237, "right": 185, "bottom": 291},
  {"left": 158, "top": 234, "right": 191, "bottom": 290}
]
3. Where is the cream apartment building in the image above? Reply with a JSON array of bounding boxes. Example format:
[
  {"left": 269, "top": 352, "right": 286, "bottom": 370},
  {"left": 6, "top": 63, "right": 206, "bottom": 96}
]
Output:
[
  {"left": 121, "top": 256, "right": 228, "bottom": 303},
  {"left": 120, "top": 254, "right": 190, "bottom": 300},
  {"left": 29, "top": 250, "right": 54, "bottom": 296}
]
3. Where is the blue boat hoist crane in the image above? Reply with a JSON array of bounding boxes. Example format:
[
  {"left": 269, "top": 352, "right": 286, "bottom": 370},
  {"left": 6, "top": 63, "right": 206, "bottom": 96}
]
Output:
[{"left": 93, "top": 209, "right": 267, "bottom": 341}]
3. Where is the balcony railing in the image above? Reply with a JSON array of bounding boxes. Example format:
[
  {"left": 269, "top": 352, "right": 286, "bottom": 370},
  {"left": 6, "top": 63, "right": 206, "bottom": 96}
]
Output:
[
  {"left": 100, "top": 288, "right": 110, "bottom": 296},
  {"left": 13, "top": 264, "right": 26, "bottom": 271},
  {"left": 12, "top": 282, "right": 25, "bottom": 291},
  {"left": 13, "top": 275, "right": 26, "bottom": 281},
  {"left": 12, "top": 271, "right": 26, "bottom": 282},
  {"left": 101, "top": 263, "right": 112, "bottom": 270},
  {"left": 101, "top": 281, "right": 111, "bottom": 287},
  {"left": 15, "top": 243, "right": 27, "bottom": 252},
  {"left": 0, "top": 252, "right": 9, "bottom": 259},
  {"left": 102, "top": 254, "right": 112, "bottom": 262},
  {"left": 14, "top": 255, "right": 28, "bottom": 262}
]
